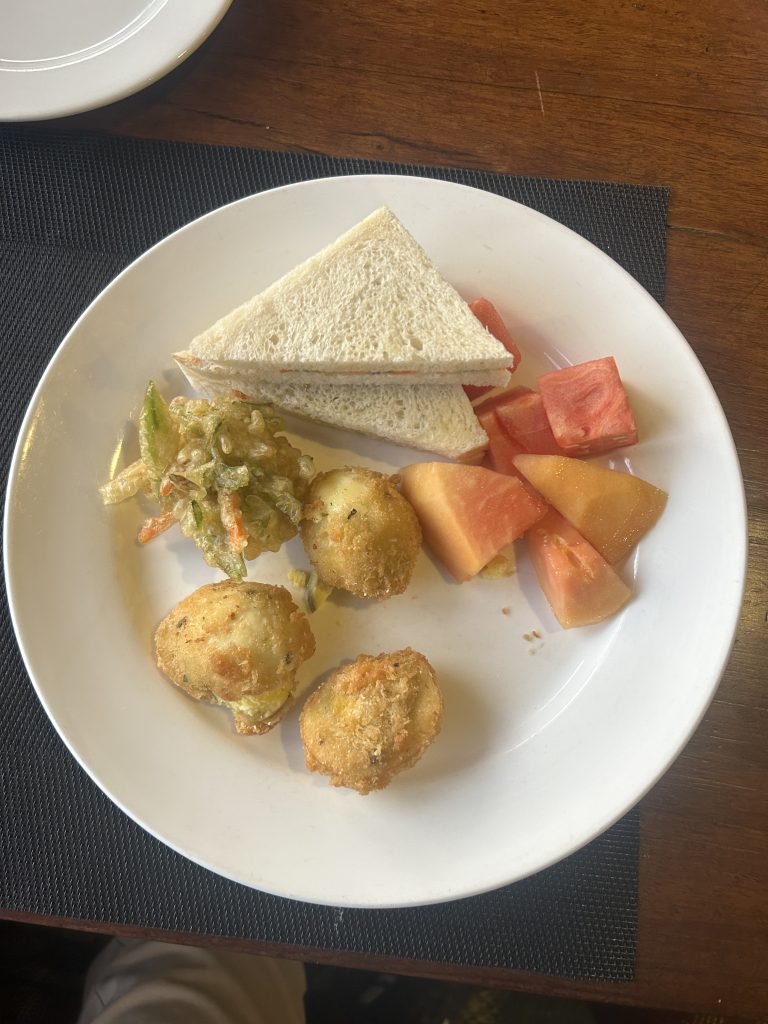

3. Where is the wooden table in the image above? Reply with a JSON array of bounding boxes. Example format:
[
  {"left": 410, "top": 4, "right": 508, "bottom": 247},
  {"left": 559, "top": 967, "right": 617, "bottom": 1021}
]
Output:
[{"left": 13, "top": 0, "right": 768, "bottom": 1016}]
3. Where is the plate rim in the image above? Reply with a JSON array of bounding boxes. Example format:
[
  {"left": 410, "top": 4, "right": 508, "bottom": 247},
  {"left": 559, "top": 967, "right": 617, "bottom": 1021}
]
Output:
[
  {"left": 0, "top": 0, "right": 233, "bottom": 122},
  {"left": 3, "top": 173, "right": 749, "bottom": 907}
]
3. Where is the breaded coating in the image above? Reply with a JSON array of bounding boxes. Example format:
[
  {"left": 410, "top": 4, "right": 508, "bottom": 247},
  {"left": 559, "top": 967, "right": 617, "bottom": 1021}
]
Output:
[
  {"left": 300, "top": 467, "right": 422, "bottom": 600},
  {"left": 300, "top": 648, "right": 443, "bottom": 794},
  {"left": 155, "top": 580, "right": 315, "bottom": 735}
]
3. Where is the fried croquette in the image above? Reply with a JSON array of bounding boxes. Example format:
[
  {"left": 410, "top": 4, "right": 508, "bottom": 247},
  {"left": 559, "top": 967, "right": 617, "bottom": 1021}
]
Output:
[
  {"left": 300, "top": 467, "right": 422, "bottom": 600},
  {"left": 300, "top": 648, "right": 443, "bottom": 794},
  {"left": 155, "top": 580, "right": 315, "bottom": 735}
]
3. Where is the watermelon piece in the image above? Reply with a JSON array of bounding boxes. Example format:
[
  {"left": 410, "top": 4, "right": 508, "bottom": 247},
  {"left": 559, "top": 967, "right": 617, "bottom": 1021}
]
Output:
[
  {"left": 464, "top": 298, "right": 522, "bottom": 400},
  {"left": 469, "top": 298, "right": 522, "bottom": 371},
  {"left": 513, "top": 453, "right": 668, "bottom": 564},
  {"left": 476, "top": 408, "right": 544, "bottom": 498},
  {"left": 538, "top": 357, "right": 638, "bottom": 456},
  {"left": 463, "top": 384, "right": 490, "bottom": 402},
  {"left": 472, "top": 384, "right": 533, "bottom": 414},
  {"left": 494, "top": 389, "right": 564, "bottom": 455},
  {"left": 525, "top": 508, "right": 632, "bottom": 628},
  {"left": 399, "top": 462, "right": 547, "bottom": 582},
  {"left": 476, "top": 407, "right": 527, "bottom": 476}
]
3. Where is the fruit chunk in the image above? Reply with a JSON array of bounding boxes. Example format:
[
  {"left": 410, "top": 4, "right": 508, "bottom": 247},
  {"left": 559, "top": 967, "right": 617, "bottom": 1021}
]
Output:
[
  {"left": 472, "top": 384, "right": 533, "bottom": 413},
  {"left": 476, "top": 407, "right": 526, "bottom": 475},
  {"left": 464, "top": 298, "right": 522, "bottom": 400},
  {"left": 538, "top": 357, "right": 638, "bottom": 456},
  {"left": 480, "top": 543, "right": 517, "bottom": 579},
  {"left": 513, "top": 454, "right": 667, "bottom": 564},
  {"left": 399, "top": 463, "right": 547, "bottom": 582},
  {"left": 494, "top": 389, "right": 563, "bottom": 455},
  {"left": 525, "top": 508, "right": 632, "bottom": 628},
  {"left": 469, "top": 298, "right": 522, "bottom": 371},
  {"left": 476, "top": 408, "right": 544, "bottom": 498}
]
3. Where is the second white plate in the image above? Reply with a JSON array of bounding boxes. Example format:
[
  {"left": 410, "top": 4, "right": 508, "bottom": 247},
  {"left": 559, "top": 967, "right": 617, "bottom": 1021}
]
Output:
[{"left": 0, "top": 0, "right": 232, "bottom": 121}]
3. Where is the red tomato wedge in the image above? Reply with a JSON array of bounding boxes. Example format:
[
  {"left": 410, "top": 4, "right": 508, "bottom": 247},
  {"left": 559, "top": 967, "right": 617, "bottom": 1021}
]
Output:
[
  {"left": 494, "top": 389, "right": 563, "bottom": 455},
  {"left": 464, "top": 298, "right": 522, "bottom": 401},
  {"left": 525, "top": 508, "right": 632, "bottom": 628},
  {"left": 538, "top": 356, "right": 638, "bottom": 456},
  {"left": 399, "top": 462, "right": 547, "bottom": 582}
]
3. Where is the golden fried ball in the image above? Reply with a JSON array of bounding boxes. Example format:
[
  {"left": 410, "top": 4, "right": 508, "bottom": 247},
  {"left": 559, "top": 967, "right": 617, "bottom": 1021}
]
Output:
[
  {"left": 300, "top": 467, "right": 422, "bottom": 600},
  {"left": 300, "top": 648, "right": 443, "bottom": 794},
  {"left": 155, "top": 580, "right": 315, "bottom": 735}
]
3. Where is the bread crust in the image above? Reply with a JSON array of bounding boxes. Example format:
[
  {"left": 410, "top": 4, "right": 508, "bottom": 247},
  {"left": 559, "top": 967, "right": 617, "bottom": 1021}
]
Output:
[{"left": 178, "top": 207, "right": 510, "bottom": 378}]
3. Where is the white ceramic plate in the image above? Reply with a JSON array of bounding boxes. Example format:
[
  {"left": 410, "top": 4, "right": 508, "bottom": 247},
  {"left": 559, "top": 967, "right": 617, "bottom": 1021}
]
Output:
[
  {"left": 5, "top": 176, "right": 746, "bottom": 908},
  {"left": 0, "top": 0, "right": 232, "bottom": 121}
]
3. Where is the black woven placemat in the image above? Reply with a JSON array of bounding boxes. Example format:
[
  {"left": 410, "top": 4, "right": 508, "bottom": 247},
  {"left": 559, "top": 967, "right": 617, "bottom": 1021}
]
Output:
[{"left": 0, "top": 126, "right": 669, "bottom": 982}]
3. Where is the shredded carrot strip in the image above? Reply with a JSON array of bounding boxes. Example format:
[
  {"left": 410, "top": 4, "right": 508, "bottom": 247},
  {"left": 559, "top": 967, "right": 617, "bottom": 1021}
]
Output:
[
  {"left": 159, "top": 478, "right": 174, "bottom": 496},
  {"left": 138, "top": 511, "right": 176, "bottom": 544},
  {"left": 220, "top": 491, "right": 247, "bottom": 553}
]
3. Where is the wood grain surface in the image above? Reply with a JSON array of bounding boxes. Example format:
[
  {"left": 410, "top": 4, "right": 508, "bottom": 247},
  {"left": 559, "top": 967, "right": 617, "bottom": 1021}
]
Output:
[{"left": 15, "top": 0, "right": 768, "bottom": 1016}]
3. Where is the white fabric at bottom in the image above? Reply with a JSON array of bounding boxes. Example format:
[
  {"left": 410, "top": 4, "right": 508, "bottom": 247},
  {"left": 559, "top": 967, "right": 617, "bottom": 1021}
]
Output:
[{"left": 76, "top": 937, "right": 306, "bottom": 1024}]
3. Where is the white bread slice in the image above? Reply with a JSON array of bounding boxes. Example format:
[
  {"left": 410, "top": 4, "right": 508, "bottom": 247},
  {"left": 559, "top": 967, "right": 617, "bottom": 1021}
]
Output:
[
  {"left": 175, "top": 353, "right": 510, "bottom": 390},
  {"left": 179, "top": 361, "right": 489, "bottom": 462},
  {"left": 175, "top": 207, "right": 511, "bottom": 386}
]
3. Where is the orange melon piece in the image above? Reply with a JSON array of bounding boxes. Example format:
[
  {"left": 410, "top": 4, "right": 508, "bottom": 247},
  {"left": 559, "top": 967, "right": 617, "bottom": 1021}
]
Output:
[
  {"left": 399, "top": 463, "right": 547, "bottom": 582},
  {"left": 526, "top": 508, "right": 632, "bottom": 628},
  {"left": 513, "top": 454, "right": 667, "bottom": 564}
]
